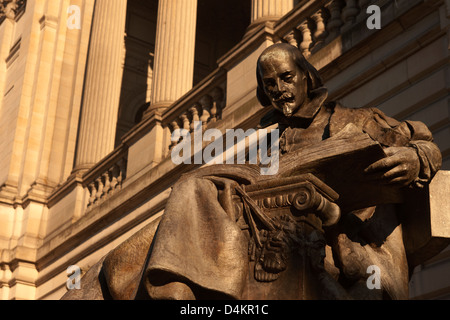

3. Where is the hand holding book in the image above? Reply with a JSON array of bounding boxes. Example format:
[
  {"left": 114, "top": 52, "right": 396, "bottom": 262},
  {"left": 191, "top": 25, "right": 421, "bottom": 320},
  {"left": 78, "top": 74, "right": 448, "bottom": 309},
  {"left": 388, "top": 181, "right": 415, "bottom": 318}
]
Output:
[{"left": 364, "top": 146, "right": 421, "bottom": 187}]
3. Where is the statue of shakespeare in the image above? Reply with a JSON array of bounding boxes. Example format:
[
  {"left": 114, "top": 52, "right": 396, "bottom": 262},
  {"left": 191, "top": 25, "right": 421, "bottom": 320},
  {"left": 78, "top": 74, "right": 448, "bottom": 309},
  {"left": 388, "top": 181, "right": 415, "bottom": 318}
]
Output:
[{"left": 62, "top": 43, "right": 444, "bottom": 300}]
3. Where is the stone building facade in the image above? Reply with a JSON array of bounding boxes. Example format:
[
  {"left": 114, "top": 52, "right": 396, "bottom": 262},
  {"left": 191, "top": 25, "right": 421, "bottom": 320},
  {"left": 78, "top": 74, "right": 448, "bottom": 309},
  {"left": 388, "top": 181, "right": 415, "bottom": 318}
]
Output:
[{"left": 0, "top": 0, "right": 449, "bottom": 300}]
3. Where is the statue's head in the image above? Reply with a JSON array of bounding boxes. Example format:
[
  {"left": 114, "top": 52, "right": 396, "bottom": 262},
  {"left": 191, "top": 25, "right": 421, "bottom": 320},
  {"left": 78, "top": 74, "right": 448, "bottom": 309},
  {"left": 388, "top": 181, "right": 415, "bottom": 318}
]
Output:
[{"left": 257, "top": 43, "right": 324, "bottom": 118}]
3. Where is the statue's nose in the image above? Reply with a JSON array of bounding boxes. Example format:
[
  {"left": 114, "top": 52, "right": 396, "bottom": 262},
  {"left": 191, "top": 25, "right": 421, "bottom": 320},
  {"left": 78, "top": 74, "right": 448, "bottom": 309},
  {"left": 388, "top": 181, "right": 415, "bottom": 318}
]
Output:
[{"left": 276, "top": 78, "right": 287, "bottom": 93}]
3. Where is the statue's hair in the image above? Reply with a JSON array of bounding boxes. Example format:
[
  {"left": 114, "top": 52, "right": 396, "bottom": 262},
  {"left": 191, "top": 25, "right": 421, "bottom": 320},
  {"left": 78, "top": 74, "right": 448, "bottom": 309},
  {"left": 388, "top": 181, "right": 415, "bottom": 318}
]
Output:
[{"left": 256, "top": 43, "right": 324, "bottom": 107}]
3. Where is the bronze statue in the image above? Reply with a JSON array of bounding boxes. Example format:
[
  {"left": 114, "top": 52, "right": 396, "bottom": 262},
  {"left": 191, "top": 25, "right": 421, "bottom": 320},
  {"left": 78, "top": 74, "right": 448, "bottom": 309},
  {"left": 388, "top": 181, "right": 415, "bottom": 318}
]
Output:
[{"left": 63, "top": 43, "right": 443, "bottom": 300}]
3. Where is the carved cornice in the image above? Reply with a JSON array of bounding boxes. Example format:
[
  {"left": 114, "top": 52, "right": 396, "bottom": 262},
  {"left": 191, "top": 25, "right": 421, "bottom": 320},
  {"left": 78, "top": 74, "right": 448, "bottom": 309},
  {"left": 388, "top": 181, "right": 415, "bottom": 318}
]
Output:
[{"left": 0, "top": 0, "right": 26, "bottom": 24}]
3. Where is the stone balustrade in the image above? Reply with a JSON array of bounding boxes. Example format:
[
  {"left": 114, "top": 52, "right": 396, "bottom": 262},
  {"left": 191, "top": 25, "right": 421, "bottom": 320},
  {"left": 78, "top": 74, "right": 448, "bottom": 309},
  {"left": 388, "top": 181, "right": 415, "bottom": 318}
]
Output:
[
  {"left": 280, "top": 0, "right": 373, "bottom": 57},
  {"left": 84, "top": 151, "right": 127, "bottom": 209},
  {"left": 162, "top": 71, "right": 227, "bottom": 152}
]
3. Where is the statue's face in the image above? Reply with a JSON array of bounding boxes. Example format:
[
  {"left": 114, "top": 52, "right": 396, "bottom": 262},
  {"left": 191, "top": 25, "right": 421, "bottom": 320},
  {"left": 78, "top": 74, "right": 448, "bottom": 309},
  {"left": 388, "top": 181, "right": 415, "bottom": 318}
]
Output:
[{"left": 258, "top": 50, "right": 308, "bottom": 117}]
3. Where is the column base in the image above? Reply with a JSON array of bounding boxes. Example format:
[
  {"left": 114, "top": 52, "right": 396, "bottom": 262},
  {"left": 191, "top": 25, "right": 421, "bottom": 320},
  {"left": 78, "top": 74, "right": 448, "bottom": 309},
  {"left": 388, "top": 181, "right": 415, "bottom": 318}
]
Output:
[
  {"left": 71, "top": 164, "right": 95, "bottom": 175},
  {"left": 244, "top": 17, "right": 282, "bottom": 39},
  {"left": 143, "top": 101, "right": 173, "bottom": 119}
]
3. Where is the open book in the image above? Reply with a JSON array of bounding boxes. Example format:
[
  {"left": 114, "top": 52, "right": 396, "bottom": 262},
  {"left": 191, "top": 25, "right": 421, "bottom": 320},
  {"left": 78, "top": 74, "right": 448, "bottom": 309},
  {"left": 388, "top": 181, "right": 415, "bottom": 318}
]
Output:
[
  {"left": 257, "top": 123, "right": 404, "bottom": 211},
  {"left": 199, "top": 123, "right": 404, "bottom": 212}
]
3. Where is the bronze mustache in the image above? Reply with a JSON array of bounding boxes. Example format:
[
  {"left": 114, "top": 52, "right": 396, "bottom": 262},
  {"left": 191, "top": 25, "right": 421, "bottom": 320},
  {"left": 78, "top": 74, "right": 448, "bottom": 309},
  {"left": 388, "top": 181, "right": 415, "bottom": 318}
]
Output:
[{"left": 272, "top": 93, "right": 294, "bottom": 103}]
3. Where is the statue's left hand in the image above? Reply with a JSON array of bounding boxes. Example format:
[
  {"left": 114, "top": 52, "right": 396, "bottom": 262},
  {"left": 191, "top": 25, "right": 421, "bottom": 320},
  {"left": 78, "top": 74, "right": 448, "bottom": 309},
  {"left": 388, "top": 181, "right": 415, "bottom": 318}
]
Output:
[{"left": 364, "top": 146, "right": 420, "bottom": 187}]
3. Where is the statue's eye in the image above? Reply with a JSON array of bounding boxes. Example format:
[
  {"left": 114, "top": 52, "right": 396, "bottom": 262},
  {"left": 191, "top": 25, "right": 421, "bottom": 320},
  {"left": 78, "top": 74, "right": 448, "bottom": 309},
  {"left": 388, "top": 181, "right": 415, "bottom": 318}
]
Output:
[
  {"left": 263, "top": 79, "right": 275, "bottom": 88},
  {"left": 282, "top": 73, "right": 294, "bottom": 82}
]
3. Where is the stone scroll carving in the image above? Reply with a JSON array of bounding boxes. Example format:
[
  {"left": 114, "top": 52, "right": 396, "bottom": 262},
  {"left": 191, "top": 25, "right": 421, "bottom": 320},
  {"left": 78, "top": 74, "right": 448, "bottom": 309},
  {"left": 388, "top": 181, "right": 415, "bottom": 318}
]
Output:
[{"left": 233, "top": 174, "right": 341, "bottom": 284}]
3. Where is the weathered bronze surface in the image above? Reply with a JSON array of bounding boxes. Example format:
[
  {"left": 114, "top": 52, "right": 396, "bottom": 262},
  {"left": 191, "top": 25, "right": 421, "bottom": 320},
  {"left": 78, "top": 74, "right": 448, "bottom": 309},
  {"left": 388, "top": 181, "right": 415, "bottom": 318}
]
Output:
[{"left": 62, "top": 43, "right": 445, "bottom": 300}]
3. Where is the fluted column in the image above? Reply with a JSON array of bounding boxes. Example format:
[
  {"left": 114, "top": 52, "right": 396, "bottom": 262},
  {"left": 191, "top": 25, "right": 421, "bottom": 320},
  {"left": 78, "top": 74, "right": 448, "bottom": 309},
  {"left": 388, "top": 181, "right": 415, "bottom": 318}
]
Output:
[
  {"left": 74, "top": 0, "right": 127, "bottom": 171},
  {"left": 0, "top": 8, "right": 15, "bottom": 115},
  {"left": 147, "top": 0, "right": 198, "bottom": 113},
  {"left": 247, "top": 0, "right": 294, "bottom": 35}
]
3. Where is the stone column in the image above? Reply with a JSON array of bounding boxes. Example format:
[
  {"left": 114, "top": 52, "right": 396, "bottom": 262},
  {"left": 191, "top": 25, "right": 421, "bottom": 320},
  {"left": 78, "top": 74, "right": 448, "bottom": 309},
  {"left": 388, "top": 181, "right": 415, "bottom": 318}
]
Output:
[
  {"left": 0, "top": 5, "right": 16, "bottom": 116},
  {"left": 147, "top": 0, "right": 198, "bottom": 113},
  {"left": 74, "top": 0, "right": 127, "bottom": 171},
  {"left": 247, "top": 0, "right": 294, "bottom": 34}
]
